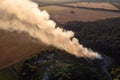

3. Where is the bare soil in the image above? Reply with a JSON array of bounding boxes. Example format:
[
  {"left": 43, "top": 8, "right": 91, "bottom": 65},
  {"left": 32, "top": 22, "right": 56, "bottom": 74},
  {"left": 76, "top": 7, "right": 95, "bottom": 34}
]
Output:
[
  {"left": 40, "top": 6, "right": 120, "bottom": 24},
  {"left": 0, "top": 30, "right": 46, "bottom": 70},
  {"left": 0, "top": 11, "right": 47, "bottom": 70}
]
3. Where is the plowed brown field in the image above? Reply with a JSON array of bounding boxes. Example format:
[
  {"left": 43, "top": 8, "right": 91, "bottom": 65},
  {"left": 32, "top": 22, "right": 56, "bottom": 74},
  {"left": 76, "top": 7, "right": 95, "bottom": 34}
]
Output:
[{"left": 40, "top": 6, "right": 120, "bottom": 24}]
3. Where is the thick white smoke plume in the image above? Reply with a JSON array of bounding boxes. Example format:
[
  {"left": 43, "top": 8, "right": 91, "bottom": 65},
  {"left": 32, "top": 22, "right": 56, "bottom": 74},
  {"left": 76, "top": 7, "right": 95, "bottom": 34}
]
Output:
[{"left": 0, "top": 0, "right": 101, "bottom": 59}]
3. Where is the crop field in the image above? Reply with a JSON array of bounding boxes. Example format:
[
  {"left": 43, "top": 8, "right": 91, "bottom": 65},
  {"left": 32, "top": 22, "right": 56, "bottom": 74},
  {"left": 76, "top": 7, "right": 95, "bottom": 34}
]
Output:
[{"left": 40, "top": 5, "right": 120, "bottom": 24}]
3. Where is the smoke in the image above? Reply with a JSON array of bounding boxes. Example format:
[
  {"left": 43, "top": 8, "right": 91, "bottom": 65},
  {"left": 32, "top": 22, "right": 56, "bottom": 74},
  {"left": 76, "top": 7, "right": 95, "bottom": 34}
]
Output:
[{"left": 0, "top": 0, "right": 101, "bottom": 59}]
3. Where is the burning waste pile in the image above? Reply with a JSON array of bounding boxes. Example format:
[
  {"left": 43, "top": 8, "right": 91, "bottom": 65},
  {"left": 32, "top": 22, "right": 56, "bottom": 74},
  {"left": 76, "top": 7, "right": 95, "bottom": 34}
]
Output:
[{"left": 0, "top": 0, "right": 101, "bottom": 59}]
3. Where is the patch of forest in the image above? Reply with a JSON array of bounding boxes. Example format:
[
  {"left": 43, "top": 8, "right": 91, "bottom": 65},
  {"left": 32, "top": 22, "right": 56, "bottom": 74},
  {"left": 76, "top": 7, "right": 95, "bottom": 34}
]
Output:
[
  {"left": 64, "top": 17, "right": 120, "bottom": 64},
  {"left": 19, "top": 17, "right": 120, "bottom": 80}
]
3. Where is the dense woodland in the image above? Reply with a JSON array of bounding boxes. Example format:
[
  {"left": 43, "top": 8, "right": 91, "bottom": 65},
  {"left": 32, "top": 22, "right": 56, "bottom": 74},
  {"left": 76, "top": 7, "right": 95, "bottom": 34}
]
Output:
[
  {"left": 19, "top": 18, "right": 120, "bottom": 80},
  {"left": 64, "top": 18, "right": 120, "bottom": 63}
]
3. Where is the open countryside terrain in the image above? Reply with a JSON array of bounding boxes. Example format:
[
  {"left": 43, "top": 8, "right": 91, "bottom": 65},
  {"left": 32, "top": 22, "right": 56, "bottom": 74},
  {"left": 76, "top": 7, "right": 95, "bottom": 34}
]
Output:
[
  {"left": 0, "top": 11, "right": 47, "bottom": 70},
  {"left": 0, "top": 0, "right": 120, "bottom": 71},
  {"left": 33, "top": 0, "right": 79, "bottom": 4},
  {"left": 33, "top": 0, "right": 120, "bottom": 4},
  {"left": 64, "top": 2, "right": 119, "bottom": 10},
  {"left": 0, "top": 29, "right": 46, "bottom": 70},
  {"left": 0, "top": 1, "right": 120, "bottom": 80},
  {"left": 40, "top": 3, "right": 120, "bottom": 24}
]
